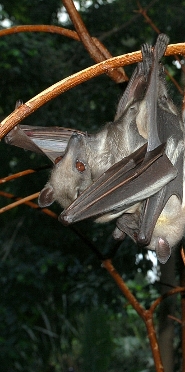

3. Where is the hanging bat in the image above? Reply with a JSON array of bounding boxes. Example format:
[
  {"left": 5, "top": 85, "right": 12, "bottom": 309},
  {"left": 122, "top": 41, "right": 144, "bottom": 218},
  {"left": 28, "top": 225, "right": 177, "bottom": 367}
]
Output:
[
  {"left": 37, "top": 34, "right": 174, "bottom": 210},
  {"left": 4, "top": 34, "right": 184, "bottom": 263},
  {"left": 58, "top": 34, "right": 184, "bottom": 263}
]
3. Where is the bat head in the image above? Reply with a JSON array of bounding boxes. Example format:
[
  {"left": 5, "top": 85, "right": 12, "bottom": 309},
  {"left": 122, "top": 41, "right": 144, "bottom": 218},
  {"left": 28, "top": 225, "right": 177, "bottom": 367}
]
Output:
[{"left": 38, "top": 133, "right": 93, "bottom": 209}]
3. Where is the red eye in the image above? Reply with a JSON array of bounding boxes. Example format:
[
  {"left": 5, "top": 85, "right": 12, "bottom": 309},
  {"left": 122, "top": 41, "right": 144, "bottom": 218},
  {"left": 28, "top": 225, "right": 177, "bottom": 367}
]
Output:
[
  {"left": 54, "top": 156, "right": 63, "bottom": 164},
  {"left": 76, "top": 160, "right": 85, "bottom": 172}
]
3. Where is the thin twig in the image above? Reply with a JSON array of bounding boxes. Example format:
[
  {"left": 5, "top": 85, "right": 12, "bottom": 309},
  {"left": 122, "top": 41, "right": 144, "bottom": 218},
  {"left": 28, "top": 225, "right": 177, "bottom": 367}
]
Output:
[
  {"left": 99, "top": 0, "right": 159, "bottom": 40},
  {"left": 168, "top": 315, "right": 182, "bottom": 324},
  {"left": 62, "top": 0, "right": 127, "bottom": 83},
  {"left": 165, "top": 69, "right": 183, "bottom": 95},
  {"left": 0, "top": 191, "right": 40, "bottom": 213},
  {"left": 0, "top": 165, "right": 50, "bottom": 184},
  {"left": 0, "top": 190, "right": 61, "bottom": 222},
  {"left": 136, "top": 1, "right": 185, "bottom": 79},
  {"left": 150, "top": 287, "right": 185, "bottom": 313},
  {"left": 136, "top": 1, "right": 160, "bottom": 33}
]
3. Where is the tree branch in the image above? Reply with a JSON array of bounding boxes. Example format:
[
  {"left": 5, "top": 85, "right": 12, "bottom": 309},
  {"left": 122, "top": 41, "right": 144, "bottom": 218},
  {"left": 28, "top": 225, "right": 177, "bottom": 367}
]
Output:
[
  {"left": 0, "top": 42, "right": 184, "bottom": 139},
  {"left": 102, "top": 259, "right": 164, "bottom": 372}
]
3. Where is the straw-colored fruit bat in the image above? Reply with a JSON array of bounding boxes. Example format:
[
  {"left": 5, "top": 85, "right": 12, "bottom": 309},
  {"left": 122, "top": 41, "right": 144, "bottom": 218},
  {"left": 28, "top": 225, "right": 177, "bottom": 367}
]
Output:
[{"left": 5, "top": 34, "right": 185, "bottom": 263}]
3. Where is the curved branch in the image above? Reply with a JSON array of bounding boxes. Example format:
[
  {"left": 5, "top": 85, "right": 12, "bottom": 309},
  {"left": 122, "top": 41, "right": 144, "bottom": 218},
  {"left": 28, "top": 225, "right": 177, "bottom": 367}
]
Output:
[
  {"left": 0, "top": 42, "right": 185, "bottom": 139},
  {"left": 0, "top": 24, "right": 79, "bottom": 40}
]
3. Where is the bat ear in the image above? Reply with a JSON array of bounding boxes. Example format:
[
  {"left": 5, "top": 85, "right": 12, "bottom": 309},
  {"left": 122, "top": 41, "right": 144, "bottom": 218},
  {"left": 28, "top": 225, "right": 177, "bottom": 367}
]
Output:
[
  {"left": 155, "top": 237, "right": 171, "bottom": 264},
  {"left": 38, "top": 184, "right": 55, "bottom": 207}
]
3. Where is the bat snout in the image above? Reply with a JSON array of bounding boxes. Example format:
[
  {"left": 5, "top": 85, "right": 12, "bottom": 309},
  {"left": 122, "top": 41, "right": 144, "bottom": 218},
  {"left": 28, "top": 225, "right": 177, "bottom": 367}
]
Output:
[{"left": 137, "top": 233, "right": 151, "bottom": 247}]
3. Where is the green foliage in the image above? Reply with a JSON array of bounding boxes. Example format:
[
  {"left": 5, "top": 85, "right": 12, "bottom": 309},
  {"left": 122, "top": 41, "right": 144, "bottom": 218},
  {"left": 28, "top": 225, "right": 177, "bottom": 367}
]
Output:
[
  {"left": 1, "top": 0, "right": 61, "bottom": 24},
  {"left": 81, "top": 308, "right": 113, "bottom": 372}
]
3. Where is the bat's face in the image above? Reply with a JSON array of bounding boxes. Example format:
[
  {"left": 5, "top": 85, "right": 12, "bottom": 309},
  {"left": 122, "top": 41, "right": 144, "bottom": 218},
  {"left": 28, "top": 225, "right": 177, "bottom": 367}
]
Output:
[{"left": 38, "top": 133, "right": 93, "bottom": 209}]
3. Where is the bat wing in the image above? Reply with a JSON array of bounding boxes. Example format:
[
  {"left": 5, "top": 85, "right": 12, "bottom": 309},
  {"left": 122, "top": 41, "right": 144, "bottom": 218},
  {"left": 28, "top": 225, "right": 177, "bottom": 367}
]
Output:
[
  {"left": 60, "top": 142, "right": 177, "bottom": 225},
  {"left": 114, "top": 147, "right": 183, "bottom": 264},
  {"left": 4, "top": 124, "right": 85, "bottom": 163}
]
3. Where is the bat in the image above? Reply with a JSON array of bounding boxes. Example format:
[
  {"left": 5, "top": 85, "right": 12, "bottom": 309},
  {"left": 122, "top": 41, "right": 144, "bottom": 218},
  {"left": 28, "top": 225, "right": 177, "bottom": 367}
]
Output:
[
  {"left": 55, "top": 34, "right": 184, "bottom": 264},
  {"left": 37, "top": 36, "right": 171, "bottom": 210},
  {"left": 4, "top": 34, "right": 184, "bottom": 263}
]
